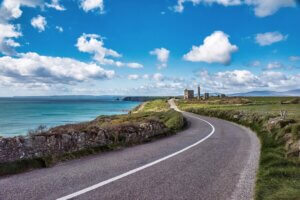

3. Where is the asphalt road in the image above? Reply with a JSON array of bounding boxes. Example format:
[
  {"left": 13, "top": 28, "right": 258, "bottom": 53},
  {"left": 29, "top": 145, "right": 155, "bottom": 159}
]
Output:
[{"left": 0, "top": 99, "right": 260, "bottom": 200}]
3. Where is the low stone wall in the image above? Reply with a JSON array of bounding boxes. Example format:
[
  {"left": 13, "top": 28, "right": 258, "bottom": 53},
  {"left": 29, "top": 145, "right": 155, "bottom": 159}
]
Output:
[{"left": 0, "top": 120, "right": 168, "bottom": 163}]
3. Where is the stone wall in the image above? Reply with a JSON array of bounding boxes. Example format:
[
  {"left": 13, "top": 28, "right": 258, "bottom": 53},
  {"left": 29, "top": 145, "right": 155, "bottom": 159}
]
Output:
[{"left": 0, "top": 120, "right": 168, "bottom": 163}]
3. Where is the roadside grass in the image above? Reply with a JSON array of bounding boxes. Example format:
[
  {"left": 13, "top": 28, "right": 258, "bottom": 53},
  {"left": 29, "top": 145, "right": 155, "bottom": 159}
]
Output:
[
  {"left": 96, "top": 109, "right": 184, "bottom": 133},
  {"left": 138, "top": 99, "right": 170, "bottom": 112},
  {"left": 0, "top": 99, "right": 184, "bottom": 176},
  {"left": 177, "top": 97, "right": 300, "bottom": 200}
]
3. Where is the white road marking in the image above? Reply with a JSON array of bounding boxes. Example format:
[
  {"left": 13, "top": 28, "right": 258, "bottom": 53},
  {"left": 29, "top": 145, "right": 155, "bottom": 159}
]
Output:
[{"left": 57, "top": 106, "right": 215, "bottom": 200}]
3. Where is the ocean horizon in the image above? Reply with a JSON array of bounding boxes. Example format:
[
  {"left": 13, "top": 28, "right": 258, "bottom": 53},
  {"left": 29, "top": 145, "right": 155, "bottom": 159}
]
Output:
[{"left": 0, "top": 96, "right": 140, "bottom": 137}]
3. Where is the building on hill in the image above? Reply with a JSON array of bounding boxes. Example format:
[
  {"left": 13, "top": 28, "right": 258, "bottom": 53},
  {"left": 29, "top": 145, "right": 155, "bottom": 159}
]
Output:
[
  {"left": 204, "top": 92, "right": 209, "bottom": 100},
  {"left": 184, "top": 89, "right": 194, "bottom": 99}
]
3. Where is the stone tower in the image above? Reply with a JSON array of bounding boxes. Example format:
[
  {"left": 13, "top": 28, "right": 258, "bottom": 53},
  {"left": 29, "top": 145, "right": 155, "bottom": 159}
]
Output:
[{"left": 197, "top": 85, "right": 200, "bottom": 99}]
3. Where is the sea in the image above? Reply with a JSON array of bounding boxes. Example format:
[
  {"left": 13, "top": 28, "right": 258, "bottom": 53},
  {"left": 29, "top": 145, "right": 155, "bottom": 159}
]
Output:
[{"left": 0, "top": 96, "right": 140, "bottom": 137}]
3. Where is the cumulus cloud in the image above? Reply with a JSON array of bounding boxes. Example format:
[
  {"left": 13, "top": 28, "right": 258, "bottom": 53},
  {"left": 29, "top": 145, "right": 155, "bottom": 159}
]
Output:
[
  {"left": 76, "top": 33, "right": 121, "bottom": 64},
  {"left": 0, "top": 0, "right": 43, "bottom": 22},
  {"left": 0, "top": 23, "right": 22, "bottom": 55},
  {"left": 80, "top": 0, "right": 104, "bottom": 13},
  {"left": 150, "top": 48, "right": 170, "bottom": 69},
  {"left": 255, "top": 31, "right": 287, "bottom": 46},
  {"left": 196, "top": 69, "right": 300, "bottom": 93},
  {"left": 31, "top": 15, "right": 47, "bottom": 32},
  {"left": 45, "top": 0, "right": 65, "bottom": 11},
  {"left": 0, "top": 52, "right": 114, "bottom": 88},
  {"left": 183, "top": 31, "right": 238, "bottom": 65},
  {"left": 0, "top": 0, "right": 45, "bottom": 56},
  {"left": 245, "top": 0, "right": 296, "bottom": 17},
  {"left": 123, "top": 68, "right": 300, "bottom": 95},
  {"left": 216, "top": 70, "right": 261, "bottom": 88},
  {"left": 172, "top": 0, "right": 296, "bottom": 17},
  {"left": 76, "top": 33, "right": 143, "bottom": 68}
]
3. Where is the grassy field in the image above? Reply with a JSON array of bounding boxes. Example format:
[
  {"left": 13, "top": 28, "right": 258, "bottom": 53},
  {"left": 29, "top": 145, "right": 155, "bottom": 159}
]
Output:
[
  {"left": 178, "top": 97, "right": 300, "bottom": 118},
  {"left": 177, "top": 96, "right": 300, "bottom": 200},
  {"left": 98, "top": 99, "right": 183, "bottom": 132},
  {"left": 138, "top": 99, "right": 170, "bottom": 112}
]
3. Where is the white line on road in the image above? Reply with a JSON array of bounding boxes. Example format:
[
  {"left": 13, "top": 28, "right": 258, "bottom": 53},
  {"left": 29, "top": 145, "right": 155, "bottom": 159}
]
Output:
[{"left": 57, "top": 113, "right": 215, "bottom": 200}]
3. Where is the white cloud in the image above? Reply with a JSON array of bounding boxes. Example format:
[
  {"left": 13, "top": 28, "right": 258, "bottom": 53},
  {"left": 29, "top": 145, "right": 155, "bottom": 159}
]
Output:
[
  {"left": 289, "top": 56, "right": 300, "bottom": 62},
  {"left": 31, "top": 15, "right": 47, "bottom": 32},
  {"left": 80, "top": 0, "right": 104, "bottom": 13},
  {"left": 122, "top": 69, "right": 300, "bottom": 95},
  {"left": 0, "top": 0, "right": 43, "bottom": 22},
  {"left": 126, "top": 62, "right": 143, "bottom": 69},
  {"left": 46, "top": 0, "right": 65, "bottom": 11},
  {"left": 216, "top": 70, "right": 260, "bottom": 87},
  {"left": 153, "top": 73, "right": 164, "bottom": 82},
  {"left": 114, "top": 62, "right": 143, "bottom": 69},
  {"left": 245, "top": 0, "right": 296, "bottom": 17},
  {"left": 173, "top": 0, "right": 296, "bottom": 17},
  {"left": 265, "top": 61, "right": 284, "bottom": 70},
  {"left": 0, "top": 1, "right": 44, "bottom": 55},
  {"left": 183, "top": 31, "right": 238, "bottom": 65},
  {"left": 0, "top": 23, "right": 22, "bottom": 55},
  {"left": 261, "top": 71, "right": 286, "bottom": 80},
  {"left": 76, "top": 33, "right": 121, "bottom": 64},
  {"left": 76, "top": 33, "right": 143, "bottom": 68},
  {"left": 150, "top": 48, "right": 170, "bottom": 69},
  {"left": 255, "top": 32, "right": 287, "bottom": 46},
  {"left": 128, "top": 74, "right": 140, "bottom": 80},
  {"left": 173, "top": 0, "right": 241, "bottom": 13},
  {"left": 0, "top": 52, "right": 115, "bottom": 87},
  {"left": 196, "top": 69, "right": 300, "bottom": 93},
  {"left": 55, "top": 26, "right": 63, "bottom": 32}
]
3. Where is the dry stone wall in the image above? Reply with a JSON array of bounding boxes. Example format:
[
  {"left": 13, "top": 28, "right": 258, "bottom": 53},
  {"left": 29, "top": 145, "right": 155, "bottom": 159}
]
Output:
[{"left": 0, "top": 120, "right": 168, "bottom": 163}]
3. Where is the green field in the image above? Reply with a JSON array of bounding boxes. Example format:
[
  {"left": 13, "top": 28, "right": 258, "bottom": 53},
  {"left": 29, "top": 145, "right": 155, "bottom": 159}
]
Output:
[
  {"left": 177, "top": 96, "right": 300, "bottom": 200},
  {"left": 178, "top": 97, "right": 300, "bottom": 118},
  {"left": 139, "top": 99, "right": 170, "bottom": 112}
]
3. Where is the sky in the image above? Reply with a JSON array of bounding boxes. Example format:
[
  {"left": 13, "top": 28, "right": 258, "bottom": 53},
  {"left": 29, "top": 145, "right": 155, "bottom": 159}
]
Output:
[{"left": 0, "top": 0, "right": 299, "bottom": 96}]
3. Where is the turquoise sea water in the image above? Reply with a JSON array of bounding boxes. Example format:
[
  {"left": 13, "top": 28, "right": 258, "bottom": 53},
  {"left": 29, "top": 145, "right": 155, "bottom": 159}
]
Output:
[{"left": 0, "top": 97, "right": 139, "bottom": 137}]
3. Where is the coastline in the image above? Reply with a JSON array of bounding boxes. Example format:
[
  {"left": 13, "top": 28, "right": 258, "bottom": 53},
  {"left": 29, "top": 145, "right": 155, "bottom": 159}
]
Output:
[{"left": 0, "top": 98, "right": 140, "bottom": 137}]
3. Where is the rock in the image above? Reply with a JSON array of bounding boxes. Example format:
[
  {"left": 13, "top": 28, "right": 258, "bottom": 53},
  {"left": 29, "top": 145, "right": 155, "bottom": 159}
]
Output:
[
  {"left": 233, "top": 115, "right": 239, "bottom": 119},
  {"left": 287, "top": 139, "right": 300, "bottom": 158}
]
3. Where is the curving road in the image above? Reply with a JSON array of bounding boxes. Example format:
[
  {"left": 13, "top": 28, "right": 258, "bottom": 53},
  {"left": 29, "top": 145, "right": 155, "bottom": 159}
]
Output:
[{"left": 0, "top": 99, "right": 260, "bottom": 200}]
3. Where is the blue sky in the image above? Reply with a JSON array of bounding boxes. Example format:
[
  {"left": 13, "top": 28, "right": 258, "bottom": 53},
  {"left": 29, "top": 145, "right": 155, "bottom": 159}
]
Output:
[{"left": 0, "top": 0, "right": 299, "bottom": 96}]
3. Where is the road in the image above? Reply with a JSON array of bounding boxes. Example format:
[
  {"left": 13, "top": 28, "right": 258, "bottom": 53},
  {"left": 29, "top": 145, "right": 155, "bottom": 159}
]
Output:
[{"left": 0, "top": 99, "right": 260, "bottom": 200}]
